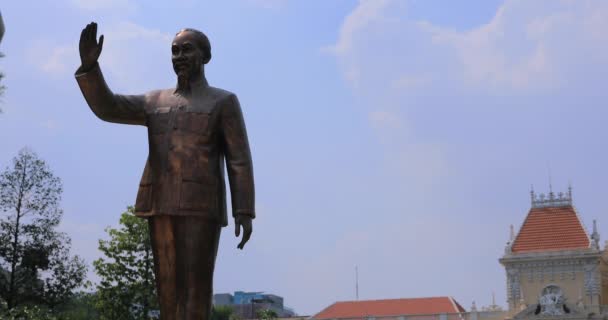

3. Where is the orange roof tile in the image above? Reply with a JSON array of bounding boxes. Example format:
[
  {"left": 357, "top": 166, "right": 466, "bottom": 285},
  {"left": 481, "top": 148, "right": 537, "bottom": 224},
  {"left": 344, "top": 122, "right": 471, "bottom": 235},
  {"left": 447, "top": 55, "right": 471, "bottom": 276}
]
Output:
[
  {"left": 511, "top": 205, "right": 590, "bottom": 253},
  {"left": 313, "top": 297, "right": 466, "bottom": 319}
]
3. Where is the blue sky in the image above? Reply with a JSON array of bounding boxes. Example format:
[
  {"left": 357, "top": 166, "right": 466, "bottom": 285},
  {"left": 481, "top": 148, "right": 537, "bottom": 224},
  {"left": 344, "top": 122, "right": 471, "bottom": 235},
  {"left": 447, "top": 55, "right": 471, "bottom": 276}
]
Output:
[{"left": 1, "top": 0, "right": 608, "bottom": 315}]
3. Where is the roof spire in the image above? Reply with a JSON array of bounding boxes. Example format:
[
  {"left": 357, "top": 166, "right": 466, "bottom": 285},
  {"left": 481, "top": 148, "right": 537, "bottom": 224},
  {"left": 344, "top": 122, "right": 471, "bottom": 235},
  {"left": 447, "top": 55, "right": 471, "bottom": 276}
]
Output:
[
  {"left": 531, "top": 184, "right": 572, "bottom": 208},
  {"left": 591, "top": 220, "right": 600, "bottom": 249},
  {"left": 548, "top": 162, "right": 554, "bottom": 200},
  {"left": 530, "top": 185, "right": 535, "bottom": 205},
  {"left": 355, "top": 266, "right": 359, "bottom": 301},
  {"left": 510, "top": 225, "right": 515, "bottom": 242}
]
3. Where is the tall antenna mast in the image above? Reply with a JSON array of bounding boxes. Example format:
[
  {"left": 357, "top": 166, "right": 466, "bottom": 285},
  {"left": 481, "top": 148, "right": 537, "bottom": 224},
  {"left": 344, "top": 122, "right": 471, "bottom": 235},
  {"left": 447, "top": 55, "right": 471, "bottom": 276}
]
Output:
[
  {"left": 355, "top": 266, "right": 359, "bottom": 300},
  {"left": 547, "top": 162, "right": 553, "bottom": 196}
]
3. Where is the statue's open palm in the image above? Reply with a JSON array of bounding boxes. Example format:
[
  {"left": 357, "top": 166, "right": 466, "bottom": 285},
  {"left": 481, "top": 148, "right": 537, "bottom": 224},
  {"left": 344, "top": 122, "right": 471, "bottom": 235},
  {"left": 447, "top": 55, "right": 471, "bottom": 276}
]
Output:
[{"left": 79, "top": 22, "right": 104, "bottom": 71}]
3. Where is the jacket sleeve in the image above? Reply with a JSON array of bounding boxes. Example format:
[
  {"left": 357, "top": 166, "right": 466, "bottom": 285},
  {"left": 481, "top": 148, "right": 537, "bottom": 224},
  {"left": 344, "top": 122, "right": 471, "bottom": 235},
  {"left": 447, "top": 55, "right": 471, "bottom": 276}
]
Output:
[
  {"left": 75, "top": 63, "right": 146, "bottom": 125},
  {"left": 221, "top": 94, "right": 255, "bottom": 218}
]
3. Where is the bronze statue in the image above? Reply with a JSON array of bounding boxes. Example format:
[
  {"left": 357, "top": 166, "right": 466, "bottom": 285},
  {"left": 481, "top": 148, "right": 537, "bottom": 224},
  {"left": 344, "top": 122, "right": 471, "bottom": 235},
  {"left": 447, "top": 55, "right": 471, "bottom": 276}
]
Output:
[{"left": 75, "top": 22, "right": 255, "bottom": 319}]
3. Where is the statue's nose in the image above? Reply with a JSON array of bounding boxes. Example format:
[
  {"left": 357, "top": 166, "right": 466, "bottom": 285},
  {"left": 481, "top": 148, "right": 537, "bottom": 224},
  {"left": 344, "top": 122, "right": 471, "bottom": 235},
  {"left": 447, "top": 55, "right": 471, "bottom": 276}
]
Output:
[{"left": 173, "top": 50, "right": 185, "bottom": 59}]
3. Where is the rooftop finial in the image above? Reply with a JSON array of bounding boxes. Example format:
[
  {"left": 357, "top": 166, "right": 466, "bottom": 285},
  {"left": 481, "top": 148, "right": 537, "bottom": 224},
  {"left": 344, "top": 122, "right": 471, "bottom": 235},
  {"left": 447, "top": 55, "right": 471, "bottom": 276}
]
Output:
[
  {"left": 510, "top": 225, "right": 515, "bottom": 242},
  {"left": 530, "top": 185, "right": 535, "bottom": 205},
  {"left": 591, "top": 220, "right": 600, "bottom": 249},
  {"left": 531, "top": 185, "right": 572, "bottom": 208},
  {"left": 548, "top": 162, "right": 554, "bottom": 199}
]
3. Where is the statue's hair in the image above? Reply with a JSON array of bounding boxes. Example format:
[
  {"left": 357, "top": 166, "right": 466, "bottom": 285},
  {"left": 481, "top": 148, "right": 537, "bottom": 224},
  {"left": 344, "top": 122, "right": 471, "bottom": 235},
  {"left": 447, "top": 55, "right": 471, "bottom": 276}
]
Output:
[{"left": 176, "top": 28, "right": 211, "bottom": 64}]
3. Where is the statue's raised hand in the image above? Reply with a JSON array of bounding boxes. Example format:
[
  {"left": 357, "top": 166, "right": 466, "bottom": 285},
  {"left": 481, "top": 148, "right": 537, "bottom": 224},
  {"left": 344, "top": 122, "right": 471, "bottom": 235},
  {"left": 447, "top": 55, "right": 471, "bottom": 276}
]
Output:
[{"left": 79, "top": 22, "right": 104, "bottom": 71}]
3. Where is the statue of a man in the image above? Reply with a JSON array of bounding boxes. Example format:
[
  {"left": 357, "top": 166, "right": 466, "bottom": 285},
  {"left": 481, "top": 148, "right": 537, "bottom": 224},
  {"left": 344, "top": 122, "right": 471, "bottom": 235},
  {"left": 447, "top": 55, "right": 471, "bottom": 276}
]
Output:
[{"left": 75, "top": 22, "right": 255, "bottom": 319}]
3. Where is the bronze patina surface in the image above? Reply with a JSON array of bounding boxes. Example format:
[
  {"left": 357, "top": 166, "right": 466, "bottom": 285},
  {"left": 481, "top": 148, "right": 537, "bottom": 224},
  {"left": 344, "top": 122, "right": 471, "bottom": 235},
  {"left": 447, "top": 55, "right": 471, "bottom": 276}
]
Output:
[{"left": 76, "top": 22, "right": 255, "bottom": 320}]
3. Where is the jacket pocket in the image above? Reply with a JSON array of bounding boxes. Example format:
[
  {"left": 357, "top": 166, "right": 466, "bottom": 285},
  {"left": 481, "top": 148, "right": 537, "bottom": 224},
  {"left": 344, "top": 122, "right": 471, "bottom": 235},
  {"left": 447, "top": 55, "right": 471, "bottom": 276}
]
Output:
[
  {"left": 135, "top": 160, "right": 153, "bottom": 212},
  {"left": 179, "top": 180, "right": 216, "bottom": 211},
  {"left": 147, "top": 112, "right": 170, "bottom": 134},
  {"left": 176, "top": 112, "right": 209, "bottom": 135}
]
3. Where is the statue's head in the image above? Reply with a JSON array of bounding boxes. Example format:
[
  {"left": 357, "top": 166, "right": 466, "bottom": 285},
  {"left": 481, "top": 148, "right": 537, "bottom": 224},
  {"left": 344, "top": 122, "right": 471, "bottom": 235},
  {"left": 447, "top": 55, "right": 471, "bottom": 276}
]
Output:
[{"left": 172, "top": 28, "right": 211, "bottom": 78}]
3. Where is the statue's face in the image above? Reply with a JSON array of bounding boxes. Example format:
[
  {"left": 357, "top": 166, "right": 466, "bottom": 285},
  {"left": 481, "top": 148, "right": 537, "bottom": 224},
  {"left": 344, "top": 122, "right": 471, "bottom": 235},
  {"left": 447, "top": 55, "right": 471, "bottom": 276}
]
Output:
[{"left": 171, "top": 31, "right": 204, "bottom": 77}]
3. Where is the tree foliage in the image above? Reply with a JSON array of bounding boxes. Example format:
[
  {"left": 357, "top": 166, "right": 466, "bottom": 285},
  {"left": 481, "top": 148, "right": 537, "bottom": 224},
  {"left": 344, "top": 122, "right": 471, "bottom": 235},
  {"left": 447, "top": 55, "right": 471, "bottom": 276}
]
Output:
[
  {"left": 212, "top": 305, "right": 236, "bottom": 320},
  {"left": 93, "top": 207, "right": 157, "bottom": 319},
  {"left": 257, "top": 309, "right": 278, "bottom": 320},
  {"left": 52, "top": 291, "right": 99, "bottom": 319},
  {"left": 0, "top": 148, "right": 87, "bottom": 312},
  {"left": 0, "top": 301, "right": 58, "bottom": 320}
]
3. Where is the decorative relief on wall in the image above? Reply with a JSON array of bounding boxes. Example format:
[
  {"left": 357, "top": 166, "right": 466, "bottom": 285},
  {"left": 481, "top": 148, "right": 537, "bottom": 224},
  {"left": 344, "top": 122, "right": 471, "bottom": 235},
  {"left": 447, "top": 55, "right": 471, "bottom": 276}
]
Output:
[
  {"left": 507, "top": 268, "right": 521, "bottom": 303},
  {"left": 583, "top": 263, "right": 600, "bottom": 296},
  {"left": 538, "top": 285, "right": 566, "bottom": 316}
]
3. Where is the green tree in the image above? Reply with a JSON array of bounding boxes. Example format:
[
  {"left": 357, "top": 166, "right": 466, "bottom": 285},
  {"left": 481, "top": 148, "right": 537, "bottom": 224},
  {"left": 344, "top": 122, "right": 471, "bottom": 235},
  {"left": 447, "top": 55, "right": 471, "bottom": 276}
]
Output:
[
  {"left": 256, "top": 309, "right": 278, "bottom": 320},
  {"left": 0, "top": 148, "right": 87, "bottom": 311},
  {"left": 212, "top": 305, "right": 235, "bottom": 320},
  {"left": 93, "top": 207, "right": 157, "bottom": 319},
  {"left": 44, "top": 291, "right": 98, "bottom": 319},
  {"left": 0, "top": 301, "right": 58, "bottom": 320}
]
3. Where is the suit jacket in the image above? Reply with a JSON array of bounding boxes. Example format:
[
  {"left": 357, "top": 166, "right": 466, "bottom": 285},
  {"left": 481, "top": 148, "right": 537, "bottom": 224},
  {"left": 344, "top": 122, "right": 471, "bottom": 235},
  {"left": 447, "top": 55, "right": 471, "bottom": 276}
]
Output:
[{"left": 75, "top": 63, "right": 255, "bottom": 226}]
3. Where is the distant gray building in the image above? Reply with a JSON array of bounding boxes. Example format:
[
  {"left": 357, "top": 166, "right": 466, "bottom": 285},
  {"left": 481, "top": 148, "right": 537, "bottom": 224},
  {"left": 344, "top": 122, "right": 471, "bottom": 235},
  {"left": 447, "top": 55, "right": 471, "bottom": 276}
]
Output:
[
  {"left": 213, "top": 291, "right": 296, "bottom": 319},
  {"left": 213, "top": 293, "right": 234, "bottom": 306}
]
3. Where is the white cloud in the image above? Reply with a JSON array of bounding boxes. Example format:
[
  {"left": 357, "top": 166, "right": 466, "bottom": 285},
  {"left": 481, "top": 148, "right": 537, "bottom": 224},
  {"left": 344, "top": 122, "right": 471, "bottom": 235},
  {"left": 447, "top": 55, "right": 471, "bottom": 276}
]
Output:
[
  {"left": 26, "top": 41, "right": 77, "bottom": 77},
  {"left": 327, "top": 0, "right": 608, "bottom": 94},
  {"left": 29, "top": 21, "right": 173, "bottom": 92},
  {"left": 323, "top": 0, "right": 608, "bottom": 199},
  {"left": 70, "top": 0, "right": 136, "bottom": 12},
  {"left": 42, "top": 45, "right": 76, "bottom": 75},
  {"left": 41, "top": 119, "right": 59, "bottom": 131},
  {"left": 100, "top": 21, "right": 173, "bottom": 92},
  {"left": 246, "top": 0, "right": 289, "bottom": 10}
]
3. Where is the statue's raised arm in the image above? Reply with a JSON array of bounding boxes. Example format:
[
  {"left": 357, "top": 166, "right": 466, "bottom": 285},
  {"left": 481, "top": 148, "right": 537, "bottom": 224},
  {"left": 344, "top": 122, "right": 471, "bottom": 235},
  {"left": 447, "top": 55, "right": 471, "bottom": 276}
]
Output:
[{"left": 75, "top": 22, "right": 146, "bottom": 125}]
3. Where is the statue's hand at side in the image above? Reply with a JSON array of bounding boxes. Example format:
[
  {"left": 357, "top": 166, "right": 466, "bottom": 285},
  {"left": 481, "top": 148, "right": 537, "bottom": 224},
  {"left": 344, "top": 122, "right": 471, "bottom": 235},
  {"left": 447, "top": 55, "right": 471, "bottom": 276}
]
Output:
[
  {"left": 79, "top": 22, "right": 104, "bottom": 72},
  {"left": 235, "top": 215, "right": 253, "bottom": 250}
]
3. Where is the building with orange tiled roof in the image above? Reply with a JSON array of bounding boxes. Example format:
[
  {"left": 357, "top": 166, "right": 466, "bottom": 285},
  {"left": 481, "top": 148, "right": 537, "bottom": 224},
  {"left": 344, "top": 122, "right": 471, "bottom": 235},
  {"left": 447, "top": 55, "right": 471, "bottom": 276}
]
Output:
[
  {"left": 499, "top": 187, "right": 608, "bottom": 319},
  {"left": 311, "top": 187, "right": 608, "bottom": 320},
  {"left": 313, "top": 297, "right": 465, "bottom": 320}
]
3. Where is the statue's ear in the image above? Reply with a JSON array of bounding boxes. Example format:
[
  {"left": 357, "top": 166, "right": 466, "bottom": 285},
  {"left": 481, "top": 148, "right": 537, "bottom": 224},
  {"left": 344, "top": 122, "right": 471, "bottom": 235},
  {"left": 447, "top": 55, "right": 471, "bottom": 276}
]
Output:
[{"left": 203, "top": 52, "right": 212, "bottom": 65}]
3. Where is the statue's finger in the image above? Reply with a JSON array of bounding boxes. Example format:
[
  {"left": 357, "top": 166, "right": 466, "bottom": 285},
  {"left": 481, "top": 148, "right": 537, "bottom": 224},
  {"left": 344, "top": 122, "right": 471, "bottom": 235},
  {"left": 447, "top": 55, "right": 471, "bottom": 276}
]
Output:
[
  {"left": 237, "top": 235, "right": 248, "bottom": 250},
  {"left": 91, "top": 22, "right": 97, "bottom": 38},
  {"left": 98, "top": 34, "right": 104, "bottom": 50},
  {"left": 241, "top": 228, "right": 252, "bottom": 247},
  {"left": 82, "top": 25, "right": 91, "bottom": 43},
  {"left": 87, "top": 22, "right": 95, "bottom": 42},
  {"left": 80, "top": 27, "right": 87, "bottom": 41}
]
